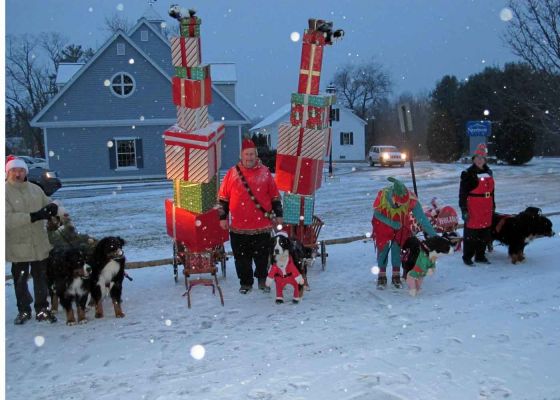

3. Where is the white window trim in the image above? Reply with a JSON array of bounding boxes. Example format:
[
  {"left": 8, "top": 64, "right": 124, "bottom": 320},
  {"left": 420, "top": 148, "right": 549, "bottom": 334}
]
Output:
[
  {"left": 140, "top": 30, "right": 148, "bottom": 41},
  {"left": 110, "top": 72, "right": 136, "bottom": 98},
  {"left": 114, "top": 136, "right": 138, "bottom": 170},
  {"left": 341, "top": 131, "right": 354, "bottom": 146},
  {"left": 117, "top": 43, "right": 125, "bottom": 56}
]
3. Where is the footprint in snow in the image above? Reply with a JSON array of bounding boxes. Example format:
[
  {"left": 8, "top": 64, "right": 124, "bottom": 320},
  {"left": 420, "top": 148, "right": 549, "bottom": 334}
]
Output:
[
  {"left": 446, "top": 336, "right": 463, "bottom": 344},
  {"left": 247, "top": 389, "right": 273, "bottom": 400},
  {"left": 517, "top": 311, "right": 539, "bottom": 319}
]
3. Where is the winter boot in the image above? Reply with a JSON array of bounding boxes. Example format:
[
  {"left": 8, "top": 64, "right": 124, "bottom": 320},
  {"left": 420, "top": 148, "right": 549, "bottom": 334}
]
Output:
[
  {"left": 239, "top": 285, "right": 252, "bottom": 294},
  {"left": 377, "top": 275, "right": 387, "bottom": 290},
  {"left": 258, "top": 278, "right": 271, "bottom": 293},
  {"left": 475, "top": 256, "right": 491, "bottom": 264},
  {"left": 36, "top": 308, "right": 57, "bottom": 323},
  {"left": 391, "top": 275, "right": 402, "bottom": 289},
  {"left": 462, "top": 257, "right": 474, "bottom": 266},
  {"left": 14, "top": 311, "right": 32, "bottom": 325}
]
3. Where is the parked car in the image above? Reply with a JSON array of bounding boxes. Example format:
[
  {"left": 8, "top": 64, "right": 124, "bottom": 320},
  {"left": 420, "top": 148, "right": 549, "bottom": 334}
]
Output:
[
  {"left": 17, "top": 155, "right": 48, "bottom": 169},
  {"left": 27, "top": 167, "right": 62, "bottom": 196},
  {"left": 368, "top": 145, "right": 407, "bottom": 167}
]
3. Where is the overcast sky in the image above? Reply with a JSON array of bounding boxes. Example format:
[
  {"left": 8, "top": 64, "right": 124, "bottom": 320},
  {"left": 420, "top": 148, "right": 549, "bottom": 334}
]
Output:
[{"left": 6, "top": 0, "right": 519, "bottom": 119}]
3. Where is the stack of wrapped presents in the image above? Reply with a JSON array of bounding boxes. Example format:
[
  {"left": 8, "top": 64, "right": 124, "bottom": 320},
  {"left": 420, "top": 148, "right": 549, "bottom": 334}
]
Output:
[
  {"left": 163, "top": 13, "right": 228, "bottom": 265},
  {"left": 275, "top": 19, "right": 339, "bottom": 227}
]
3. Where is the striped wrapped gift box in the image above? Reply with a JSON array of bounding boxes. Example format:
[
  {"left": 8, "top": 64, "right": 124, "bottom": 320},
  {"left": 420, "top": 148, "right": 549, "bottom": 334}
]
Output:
[
  {"left": 277, "top": 123, "right": 330, "bottom": 160},
  {"left": 163, "top": 122, "right": 224, "bottom": 183},
  {"left": 170, "top": 36, "right": 201, "bottom": 67},
  {"left": 176, "top": 106, "right": 208, "bottom": 131}
]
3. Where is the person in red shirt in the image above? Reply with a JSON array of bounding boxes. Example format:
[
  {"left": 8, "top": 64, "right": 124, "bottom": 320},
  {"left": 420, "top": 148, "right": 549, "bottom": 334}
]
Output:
[
  {"left": 218, "top": 138, "right": 283, "bottom": 294},
  {"left": 459, "top": 143, "right": 495, "bottom": 266}
]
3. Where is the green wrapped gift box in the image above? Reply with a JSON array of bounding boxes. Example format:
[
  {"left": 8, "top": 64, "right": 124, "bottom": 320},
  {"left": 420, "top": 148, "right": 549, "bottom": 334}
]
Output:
[
  {"left": 180, "top": 17, "right": 202, "bottom": 37},
  {"left": 283, "top": 192, "right": 315, "bottom": 225},
  {"left": 291, "top": 92, "right": 336, "bottom": 108},
  {"left": 175, "top": 65, "right": 210, "bottom": 80},
  {"left": 173, "top": 175, "right": 218, "bottom": 214}
]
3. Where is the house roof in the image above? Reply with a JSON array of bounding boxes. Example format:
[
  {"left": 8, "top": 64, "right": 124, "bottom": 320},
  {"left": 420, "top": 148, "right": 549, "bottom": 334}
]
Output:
[
  {"left": 250, "top": 104, "right": 291, "bottom": 131},
  {"left": 140, "top": 5, "right": 165, "bottom": 22},
  {"left": 208, "top": 63, "right": 237, "bottom": 83},
  {"left": 128, "top": 17, "right": 169, "bottom": 46},
  {"left": 250, "top": 104, "right": 367, "bottom": 132},
  {"left": 55, "top": 63, "right": 85, "bottom": 85}
]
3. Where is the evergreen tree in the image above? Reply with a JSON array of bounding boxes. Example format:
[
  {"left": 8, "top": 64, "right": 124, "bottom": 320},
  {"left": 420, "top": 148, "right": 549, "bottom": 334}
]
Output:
[{"left": 495, "top": 119, "right": 535, "bottom": 165}]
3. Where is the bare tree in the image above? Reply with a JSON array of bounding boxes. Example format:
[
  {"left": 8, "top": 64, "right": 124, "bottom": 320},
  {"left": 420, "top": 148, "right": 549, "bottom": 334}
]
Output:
[
  {"left": 504, "top": 0, "right": 560, "bottom": 74},
  {"left": 332, "top": 60, "right": 392, "bottom": 119},
  {"left": 40, "top": 31, "right": 68, "bottom": 71},
  {"left": 104, "top": 13, "right": 133, "bottom": 36}
]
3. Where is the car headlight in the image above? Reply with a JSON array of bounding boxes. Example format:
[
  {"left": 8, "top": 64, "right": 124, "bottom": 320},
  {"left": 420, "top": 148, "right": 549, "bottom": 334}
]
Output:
[
  {"left": 401, "top": 153, "right": 407, "bottom": 160},
  {"left": 382, "top": 152, "right": 390, "bottom": 160},
  {"left": 45, "top": 171, "right": 57, "bottom": 178}
]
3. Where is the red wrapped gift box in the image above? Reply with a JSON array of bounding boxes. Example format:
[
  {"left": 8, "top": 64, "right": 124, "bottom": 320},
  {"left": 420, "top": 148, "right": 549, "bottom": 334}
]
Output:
[
  {"left": 275, "top": 154, "right": 324, "bottom": 195},
  {"left": 277, "top": 123, "right": 330, "bottom": 160},
  {"left": 163, "top": 122, "right": 224, "bottom": 183},
  {"left": 302, "top": 29, "right": 327, "bottom": 46},
  {"left": 172, "top": 77, "right": 212, "bottom": 108},
  {"left": 165, "top": 199, "right": 228, "bottom": 252},
  {"left": 171, "top": 36, "right": 201, "bottom": 67},
  {"left": 290, "top": 103, "right": 329, "bottom": 130},
  {"left": 297, "top": 42, "right": 323, "bottom": 95}
]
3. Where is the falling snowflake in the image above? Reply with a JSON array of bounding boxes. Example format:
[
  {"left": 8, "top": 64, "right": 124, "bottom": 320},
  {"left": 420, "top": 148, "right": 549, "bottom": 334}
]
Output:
[
  {"left": 290, "top": 32, "right": 300, "bottom": 42},
  {"left": 365, "top": 232, "right": 371, "bottom": 238},
  {"left": 277, "top": 224, "right": 283, "bottom": 230},
  {"left": 195, "top": 220, "right": 202, "bottom": 227},
  {"left": 88, "top": 7, "right": 93, "bottom": 12},
  {"left": 371, "top": 266, "right": 380, "bottom": 275},
  {"left": 139, "top": 116, "right": 145, "bottom": 121},
  {"left": 34, "top": 336, "right": 45, "bottom": 347},
  {"left": 116, "top": 3, "right": 124, "bottom": 11},
  {"left": 103, "top": 79, "right": 111, "bottom": 87},
  {"left": 500, "top": 7, "right": 513, "bottom": 22},
  {"left": 483, "top": 109, "right": 490, "bottom": 116},
  {"left": 107, "top": 141, "right": 114, "bottom": 148},
  {"left": 48, "top": 151, "right": 55, "bottom": 157},
  {"left": 129, "top": 59, "right": 135, "bottom": 64},
  {"left": 190, "top": 344, "right": 206, "bottom": 360},
  {"left": 165, "top": 319, "right": 172, "bottom": 326}
]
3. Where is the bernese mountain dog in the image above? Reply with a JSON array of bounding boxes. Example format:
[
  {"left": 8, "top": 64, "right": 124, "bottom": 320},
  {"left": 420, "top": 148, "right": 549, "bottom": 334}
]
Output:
[
  {"left": 401, "top": 235, "right": 454, "bottom": 296},
  {"left": 491, "top": 207, "right": 555, "bottom": 264},
  {"left": 89, "top": 236, "right": 127, "bottom": 318},
  {"left": 266, "top": 232, "right": 306, "bottom": 304},
  {"left": 49, "top": 248, "right": 91, "bottom": 325}
]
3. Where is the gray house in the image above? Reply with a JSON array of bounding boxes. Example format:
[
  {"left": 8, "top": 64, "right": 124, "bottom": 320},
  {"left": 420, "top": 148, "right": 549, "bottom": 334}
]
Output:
[{"left": 31, "top": 7, "right": 251, "bottom": 181}]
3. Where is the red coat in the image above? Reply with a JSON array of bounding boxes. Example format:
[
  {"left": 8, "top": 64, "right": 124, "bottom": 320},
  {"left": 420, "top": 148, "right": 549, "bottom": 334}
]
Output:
[
  {"left": 266, "top": 257, "right": 304, "bottom": 300},
  {"left": 218, "top": 161, "right": 280, "bottom": 232}
]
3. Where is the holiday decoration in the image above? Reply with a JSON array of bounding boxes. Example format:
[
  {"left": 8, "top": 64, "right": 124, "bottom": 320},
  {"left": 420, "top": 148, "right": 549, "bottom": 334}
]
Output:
[
  {"left": 275, "top": 154, "right": 323, "bottom": 195},
  {"left": 289, "top": 103, "right": 329, "bottom": 129},
  {"left": 163, "top": 122, "right": 224, "bottom": 183},
  {"left": 297, "top": 42, "right": 323, "bottom": 95},
  {"left": 174, "top": 64, "right": 210, "bottom": 80},
  {"left": 171, "top": 36, "right": 201, "bottom": 67},
  {"left": 172, "top": 76, "right": 212, "bottom": 108},
  {"left": 176, "top": 105, "right": 208, "bottom": 131},
  {"left": 291, "top": 92, "right": 336, "bottom": 108},
  {"left": 173, "top": 175, "right": 218, "bottom": 214},
  {"left": 276, "top": 123, "right": 330, "bottom": 160},
  {"left": 283, "top": 193, "right": 315, "bottom": 225},
  {"left": 165, "top": 199, "right": 228, "bottom": 252}
]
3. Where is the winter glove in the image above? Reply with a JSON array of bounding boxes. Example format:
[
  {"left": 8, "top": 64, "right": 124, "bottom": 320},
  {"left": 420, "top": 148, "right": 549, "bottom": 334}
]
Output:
[{"left": 30, "top": 203, "right": 59, "bottom": 223}]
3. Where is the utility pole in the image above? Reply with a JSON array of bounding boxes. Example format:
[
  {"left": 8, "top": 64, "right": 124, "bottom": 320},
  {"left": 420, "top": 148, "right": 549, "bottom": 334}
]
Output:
[
  {"left": 326, "top": 83, "right": 338, "bottom": 177},
  {"left": 398, "top": 103, "right": 418, "bottom": 196}
]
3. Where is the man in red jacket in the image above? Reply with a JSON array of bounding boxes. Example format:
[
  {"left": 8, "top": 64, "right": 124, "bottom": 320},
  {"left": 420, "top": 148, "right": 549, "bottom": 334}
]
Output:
[
  {"left": 218, "top": 138, "right": 283, "bottom": 294},
  {"left": 459, "top": 143, "right": 495, "bottom": 266}
]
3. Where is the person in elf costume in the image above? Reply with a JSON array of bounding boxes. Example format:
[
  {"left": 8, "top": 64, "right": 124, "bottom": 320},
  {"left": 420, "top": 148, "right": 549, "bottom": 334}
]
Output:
[
  {"left": 459, "top": 143, "right": 495, "bottom": 266},
  {"left": 371, "top": 177, "right": 437, "bottom": 289}
]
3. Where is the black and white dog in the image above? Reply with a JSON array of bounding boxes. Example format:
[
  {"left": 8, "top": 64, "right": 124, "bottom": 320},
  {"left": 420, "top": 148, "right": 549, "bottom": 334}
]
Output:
[
  {"left": 401, "top": 235, "right": 455, "bottom": 296},
  {"left": 50, "top": 248, "right": 91, "bottom": 325},
  {"left": 89, "top": 236, "right": 127, "bottom": 318},
  {"left": 491, "top": 207, "right": 555, "bottom": 264},
  {"left": 267, "top": 232, "right": 306, "bottom": 303}
]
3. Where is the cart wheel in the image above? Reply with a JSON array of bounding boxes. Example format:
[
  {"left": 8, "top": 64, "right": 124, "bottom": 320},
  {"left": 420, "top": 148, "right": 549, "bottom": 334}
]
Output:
[
  {"left": 320, "top": 241, "right": 328, "bottom": 270},
  {"left": 172, "top": 242, "right": 179, "bottom": 283}
]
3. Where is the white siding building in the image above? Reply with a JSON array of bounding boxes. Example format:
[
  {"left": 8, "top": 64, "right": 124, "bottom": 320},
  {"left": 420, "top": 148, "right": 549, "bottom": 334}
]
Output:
[{"left": 250, "top": 104, "right": 366, "bottom": 161}]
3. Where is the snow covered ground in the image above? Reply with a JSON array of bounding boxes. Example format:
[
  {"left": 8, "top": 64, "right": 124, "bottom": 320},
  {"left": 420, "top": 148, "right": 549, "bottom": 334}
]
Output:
[{"left": 5, "top": 158, "right": 560, "bottom": 399}]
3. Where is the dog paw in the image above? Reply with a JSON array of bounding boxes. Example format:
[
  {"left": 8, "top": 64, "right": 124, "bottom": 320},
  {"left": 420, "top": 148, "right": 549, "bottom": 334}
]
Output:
[
  {"left": 115, "top": 313, "right": 125, "bottom": 318},
  {"left": 78, "top": 319, "right": 88, "bottom": 324},
  {"left": 275, "top": 299, "right": 284, "bottom": 304},
  {"left": 66, "top": 320, "right": 76, "bottom": 326}
]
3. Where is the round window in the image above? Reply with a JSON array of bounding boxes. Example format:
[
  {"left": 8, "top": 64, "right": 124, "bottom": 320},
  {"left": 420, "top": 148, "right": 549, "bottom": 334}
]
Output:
[{"left": 110, "top": 72, "right": 135, "bottom": 98}]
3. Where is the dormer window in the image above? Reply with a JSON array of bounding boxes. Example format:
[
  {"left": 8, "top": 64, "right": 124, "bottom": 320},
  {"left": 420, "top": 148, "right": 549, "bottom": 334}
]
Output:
[
  {"left": 141, "top": 30, "right": 148, "bottom": 41},
  {"left": 117, "top": 43, "right": 125, "bottom": 55},
  {"left": 110, "top": 72, "right": 135, "bottom": 98}
]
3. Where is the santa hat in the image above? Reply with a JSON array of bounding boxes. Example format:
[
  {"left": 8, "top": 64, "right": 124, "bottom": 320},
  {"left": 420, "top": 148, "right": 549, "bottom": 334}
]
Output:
[
  {"left": 5, "top": 155, "right": 28, "bottom": 173},
  {"left": 241, "top": 138, "right": 256, "bottom": 151},
  {"left": 387, "top": 176, "right": 410, "bottom": 205},
  {"left": 472, "top": 143, "right": 488, "bottom": 159}
]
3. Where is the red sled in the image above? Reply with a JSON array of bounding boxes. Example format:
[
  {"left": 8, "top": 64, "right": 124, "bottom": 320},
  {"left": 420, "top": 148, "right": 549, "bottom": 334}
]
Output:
[{"left": 165, "top": 199, "right": 228, "bottom": 253}]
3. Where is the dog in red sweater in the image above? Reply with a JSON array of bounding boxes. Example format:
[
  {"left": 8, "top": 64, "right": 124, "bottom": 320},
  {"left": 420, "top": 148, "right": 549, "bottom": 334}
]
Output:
[{"left": 266, "top": 232, "right": 305, "bottom": 304}]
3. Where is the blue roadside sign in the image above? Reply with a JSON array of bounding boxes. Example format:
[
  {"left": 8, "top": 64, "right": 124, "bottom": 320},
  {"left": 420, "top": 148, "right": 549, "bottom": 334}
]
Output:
[{"left": 466, "top": 120, "right": 491, "bottom": 137}]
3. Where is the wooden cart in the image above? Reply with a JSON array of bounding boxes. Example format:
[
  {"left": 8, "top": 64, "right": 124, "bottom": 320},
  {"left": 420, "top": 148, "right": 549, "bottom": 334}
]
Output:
[
  {"left": 172, "top": 241, "right": 226, "bottom": 308},
  {"left": 283, "top": 215, "right": 327, "bottom": 270}
]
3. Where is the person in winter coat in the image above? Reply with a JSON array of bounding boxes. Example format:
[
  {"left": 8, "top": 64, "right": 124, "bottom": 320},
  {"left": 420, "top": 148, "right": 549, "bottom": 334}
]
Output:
[
  {"left": 459, "top": 143, "right": 495, "bottom": 266},
  {"left": 218, "top": 139, "right": 283, "bottom": 294},
  {"left": 5, "top": 156, "right": 59, "bottom": 324},
  {"left": 372, "top": 177, "right": 437, "bottom": 289}
]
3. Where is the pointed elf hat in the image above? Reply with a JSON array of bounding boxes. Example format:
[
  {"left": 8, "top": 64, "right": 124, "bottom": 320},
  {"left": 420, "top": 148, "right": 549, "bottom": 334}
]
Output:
[
  {"left": 472, "top": 143, "right": 488, "bottom": 159},
  {"left": 387, "top": 176, "right": 410, "bottom": 204}
]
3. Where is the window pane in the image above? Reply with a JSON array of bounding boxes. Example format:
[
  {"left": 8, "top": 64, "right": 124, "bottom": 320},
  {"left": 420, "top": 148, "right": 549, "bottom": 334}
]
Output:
[
  {"left": 123, "top": 85, "right": 133, "bottom": 95},
  {"left": 112, "top": 75, "right": 122, "bottom": 85},
  {"left": 112, "top": 85, "right": 123, "bottom": 95},
  {"left": 116, "top": 140, "right": 136, "bottom": 167},
  {"left": 123, "top": 75, "right": 133, "bottom": 84}
]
